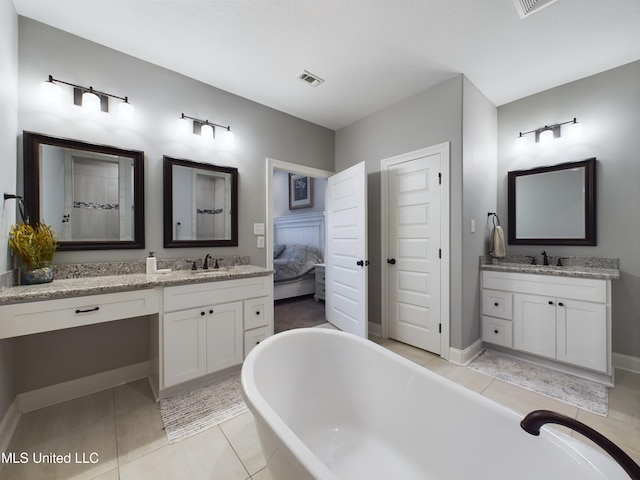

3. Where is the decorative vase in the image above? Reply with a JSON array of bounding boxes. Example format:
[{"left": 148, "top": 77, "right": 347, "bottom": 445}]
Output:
[{"left": 20, "top": 265, "right": 54, "bottom": 285}]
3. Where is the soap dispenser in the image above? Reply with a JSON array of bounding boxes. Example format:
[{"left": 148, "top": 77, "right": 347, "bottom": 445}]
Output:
[{"left": 146, "top": 252, "right": 157, "bottom": 274}]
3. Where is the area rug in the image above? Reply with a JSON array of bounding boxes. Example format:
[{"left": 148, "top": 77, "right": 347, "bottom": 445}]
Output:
[
  {"left": 159, "top": 372, "right": 248, "bottom": 443},
  {"left": 274, "top": 294, "right": 327, "bottom": 333},
  {"left": 469, "top": 349, "right": 608, "bottom": 416}
]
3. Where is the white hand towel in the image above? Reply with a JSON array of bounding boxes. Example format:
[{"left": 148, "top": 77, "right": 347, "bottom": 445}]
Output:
[{"left": 490, "top": 225, "right": 506, "bottom": 258}]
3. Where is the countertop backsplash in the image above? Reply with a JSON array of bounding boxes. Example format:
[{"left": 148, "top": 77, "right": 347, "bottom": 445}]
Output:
[{"left": 482, "top": 254, "right": 619, "bottom": 270}]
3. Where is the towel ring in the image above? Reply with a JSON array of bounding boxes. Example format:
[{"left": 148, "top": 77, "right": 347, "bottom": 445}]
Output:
[{"left": 488, "top": 212, "right": 501, "bottom": 227}]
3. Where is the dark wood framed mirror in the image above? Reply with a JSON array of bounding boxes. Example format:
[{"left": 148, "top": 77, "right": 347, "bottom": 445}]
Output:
[
  {"left": 23, "top": 131, "right": 145, "bottom": 251},
  {"left": 508, "top": 158, "right": 596, "bottom": 246},
  {"left": 163, "top": 156, "right": 238, "bottom": 248}
]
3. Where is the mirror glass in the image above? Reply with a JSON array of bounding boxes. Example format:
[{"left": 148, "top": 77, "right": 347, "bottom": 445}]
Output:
[
  {"left": 163, "top": 156, "right": 238, "bottom": 248},
  {"left": 23, "top": 131, "right": 145, "bottom": 251},
  {"left": 507, "top": 158, "right": 596, "bottom": 245}
]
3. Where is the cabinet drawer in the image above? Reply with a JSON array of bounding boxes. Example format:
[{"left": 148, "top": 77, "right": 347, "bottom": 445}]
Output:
[
  {"left": 482, "top": 271, "right": 606, "bottom": 303},
  {"left": 482, "top": 316, "right": 513, "bottom": 348},
  {"left": 0, "top": 289, "right": 159, "bottom": 339},
  {"left": 244, "top": 325, "right": 271, "bottom": 358},
  {"left": 164, "top": 275, "right": 272, "bottom": 312},
  {"left": 482, "top": 289, "right": 512, "bottom": 320},
  {"left": 244, "top": 296, "right": 272, "bottom": 330}
]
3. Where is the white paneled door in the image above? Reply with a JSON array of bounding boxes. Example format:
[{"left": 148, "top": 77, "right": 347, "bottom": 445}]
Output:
[
  {"left": 384, "top": 148, "right": 443, "bottom": 354},
  {"left": 325, "top": 162, "right": 368, "bottom": 337}
]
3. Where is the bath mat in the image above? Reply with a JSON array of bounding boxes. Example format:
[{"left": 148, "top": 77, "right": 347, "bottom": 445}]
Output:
[
  {"left": 159, "top": 371, "right": 248, "bottom": 443},
  {"left": 469, "top": 349, "right": 608, "bottom": 416}
]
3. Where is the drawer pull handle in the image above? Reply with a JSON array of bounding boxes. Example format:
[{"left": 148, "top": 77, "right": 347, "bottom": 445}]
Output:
[
  {"left": 558, "top": 302, "right": 564, "bottom": 307},
  {"left": 209, "top": 309, "right": 214, "bottom": 314},
  {"left": 548, "top": 301, "right": 554, "bottom": 305},
  {"left": 75, "top": 306, "right": 99, "bottom": 314},
  {"left": 494, "top": 302, "right": 499, "bottom": 307},
  {"left": 256, "top": 311, "right": 261, "bottom": 315},
  {"left": 494, "top": 329, "right": 499, "bottom": 334},
  {"left": 201, "top": 311, "right": 206, "bottom": 316}
]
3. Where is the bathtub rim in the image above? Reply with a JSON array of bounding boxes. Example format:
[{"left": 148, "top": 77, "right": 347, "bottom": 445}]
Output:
[{"left": 241, "top": 328, "right": 627, "bottom": 480}]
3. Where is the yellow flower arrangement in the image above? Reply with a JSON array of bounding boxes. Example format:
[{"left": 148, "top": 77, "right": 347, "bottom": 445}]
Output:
[{"left": 8, "top": 223, "right": 58, "bottom": 270}]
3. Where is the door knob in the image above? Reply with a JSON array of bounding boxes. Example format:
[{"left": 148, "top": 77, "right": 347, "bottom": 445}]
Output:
[
  {"left": 387, "top": 258, "right": 396, "bottom": 265},
  {"left": 357, "top": 260, "right": 364, "bottom": 267}
]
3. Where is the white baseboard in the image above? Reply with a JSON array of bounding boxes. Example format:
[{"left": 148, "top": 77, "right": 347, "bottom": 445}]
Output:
[
  {"left": 368, "top": 322, "right": 382, "bottom": 337},
  {"left": 613, "top": 352, "right": 640, "bottom": 374},
  {"left": 17, "top": 361, "right": 151, "bottom": 413},
  {"left": 0, "top": 397, "right": 20, "bottom": 454},
  {"left": 448, "top": 338, "right": 483, "bottom": 366}
]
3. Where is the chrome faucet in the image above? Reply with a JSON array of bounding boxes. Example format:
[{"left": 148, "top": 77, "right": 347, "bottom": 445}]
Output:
[
  {"left": 521, "top": 410, "right": 640, "bottom": 479},
  {"left": 541, "top": 250, "right": 549, "bottom": 266},
  {"left": 203, "top": 253, "right": 212, "bottom": 269}
]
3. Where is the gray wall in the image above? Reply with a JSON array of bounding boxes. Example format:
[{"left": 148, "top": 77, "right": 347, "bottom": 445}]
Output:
[
  {"left": 12, "top": 18, "right": 334, "bottom": 393},
  {"left": 0, "top": 0, "right": 18, "bottom": 423},
  {"left": 461, "top": 77, "right": 498, "bottom": 349},
  {"left": 497, "top": 60, "right": 640, "bottom": 358},
  {"left": 336, "top": 75, "right": 497, "bottom": 351}
]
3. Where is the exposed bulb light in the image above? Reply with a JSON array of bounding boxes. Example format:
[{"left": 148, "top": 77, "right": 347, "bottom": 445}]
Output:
[
  {"left": 41, "top": 75, "right": 132, "bottom": 122},
  {"left": 201, "top": 122, "right": 215, "bottom": 141},
  {"left": 118, "top": 98, "right": 134, "bottom": 123},
  {"left": 539, "top": 128, "right": 554, "bottom": 143},
  {"left": 82, "top": 88, "right": 101, "bottom": 113},
  {"left": 515, "top": 117, "right": 582, "bottom": 148},
  {"left": 566, "top": 118, "right": 583, "bottom": 139},
  {"left": 178, "top": 114, "right": 233, "bottom": 148},
  {"left": 177, "top": 114, "right": 190, "bottom": 136},
  {"left": 515, "top": 132, "right": 527, "bottom": 150},
  {"left": 40, "top": 76, "right": 61, "bottom": 106}
]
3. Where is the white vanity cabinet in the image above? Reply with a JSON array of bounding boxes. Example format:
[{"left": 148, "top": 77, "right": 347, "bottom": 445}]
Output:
[
  {"left": 482, "top": 270, "right": 611, "bottom": 379},
  {"left": 162, "top": 275, "right": 273, "bottom": 389}
]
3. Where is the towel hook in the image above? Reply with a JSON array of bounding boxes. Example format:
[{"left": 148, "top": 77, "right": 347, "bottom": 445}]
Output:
[{"left": 487, "top": 212, "right": 501, "bottom": 227}]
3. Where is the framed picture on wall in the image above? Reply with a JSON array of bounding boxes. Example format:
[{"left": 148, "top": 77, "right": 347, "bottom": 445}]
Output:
[{"left": 289, "top": 174, "right": 314, "bottom": 210}]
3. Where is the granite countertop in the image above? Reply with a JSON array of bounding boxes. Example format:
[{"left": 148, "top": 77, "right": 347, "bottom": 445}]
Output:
[
  {"left": 480, "top": 262, "right": 620, "bottom": 280},
  {"left": 0, "top": 265, "right": 275, "bottom": 306}
]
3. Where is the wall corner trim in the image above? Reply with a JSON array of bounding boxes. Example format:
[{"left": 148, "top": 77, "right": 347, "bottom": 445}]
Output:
[{"left": 448, "top": 339, "right": 483, "bottom": 366}]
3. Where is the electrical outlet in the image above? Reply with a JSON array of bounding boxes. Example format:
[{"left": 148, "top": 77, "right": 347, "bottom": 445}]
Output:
[{"left": 257, "top": 236, "right": 265, "bottom": 248}]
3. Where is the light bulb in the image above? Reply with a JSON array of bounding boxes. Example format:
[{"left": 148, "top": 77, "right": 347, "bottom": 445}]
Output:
[
  {"left": 177, "top": 116, "right": 190, "bottom": 136},
  {"left": 201, "top": 123, "right": 214, "bottom": 141},
  {"left": 567, "top": 120, "right": 583, "bottom": 139},
  {"left": 118, "top": 100, "right": 134, "bottom": 123},
  {"left": 40, "top": 80, "right": 61, "bottom": 106},
  {"left": 539, "top": 128, "right": 554, "bottom": 143},
  {"left": 82, "top": 90, "right": 100, "bottom": 113}
]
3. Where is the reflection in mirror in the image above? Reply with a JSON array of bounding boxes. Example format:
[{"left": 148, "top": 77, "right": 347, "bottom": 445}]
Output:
[
  {"left": 163, "top": 156, "right": 238, "bottom": 248},
  {"left": 23, "top": 131, "right": 145, "bottom": 250},
  {"left": 507, "top": 158, "right": 596, "bottom": 246}
]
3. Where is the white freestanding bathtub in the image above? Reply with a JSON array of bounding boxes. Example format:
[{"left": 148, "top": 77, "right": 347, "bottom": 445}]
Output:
[{"left": 241, "top": 329, "right": 628, "bottom": 479}]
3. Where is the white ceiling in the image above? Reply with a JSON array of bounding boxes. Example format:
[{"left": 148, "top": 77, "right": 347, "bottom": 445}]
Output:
[{"left": 12, "top": 0, "right": 640, "bottom": 130}]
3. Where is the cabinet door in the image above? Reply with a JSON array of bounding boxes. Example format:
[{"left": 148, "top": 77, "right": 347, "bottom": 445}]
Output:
[
  {"left": 206, "top": 301, "right": 243, "bottom": 373},
  {"left": 164, "top": 308, "right": 207, "bottom": 387},
  {"left": 556, "top": 299, "right": 607, "bottom": 372},
  {"left": 513, "top": 293, "right": 557, "bottom": 359}
]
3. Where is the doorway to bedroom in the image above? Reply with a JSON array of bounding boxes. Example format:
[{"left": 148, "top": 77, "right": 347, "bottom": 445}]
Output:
[{"left": 266, "top": 159, "right": 333, "bottom": 333}]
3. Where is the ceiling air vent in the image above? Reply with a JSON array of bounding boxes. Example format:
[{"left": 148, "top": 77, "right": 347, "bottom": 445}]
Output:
[
  {"left": 514, "top": 0, "right": 558, "bottom": 18},
  {"left": 297, "top": 70, "right": 324, "bottom": 87}
]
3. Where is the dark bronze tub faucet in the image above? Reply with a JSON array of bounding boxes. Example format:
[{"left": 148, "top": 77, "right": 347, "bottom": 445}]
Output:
[{"left": 521, "top": 410, "right": 640, "bottom": 479}]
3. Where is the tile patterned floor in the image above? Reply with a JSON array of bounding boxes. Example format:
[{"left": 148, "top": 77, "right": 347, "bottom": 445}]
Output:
[{"left": 2, "top": 333, "right": 639, "bottom": 479}]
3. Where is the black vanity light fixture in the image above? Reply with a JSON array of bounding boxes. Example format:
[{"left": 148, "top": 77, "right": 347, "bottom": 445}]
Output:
[
  {"left": 40, "top": 75, "right": 134, "bottom": 123},
  {"left": 177, "top": 113, "right": 234, "bottom": 143},
  {"left": 515, "top": 117, "right": 582, "bottom": 148}
]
